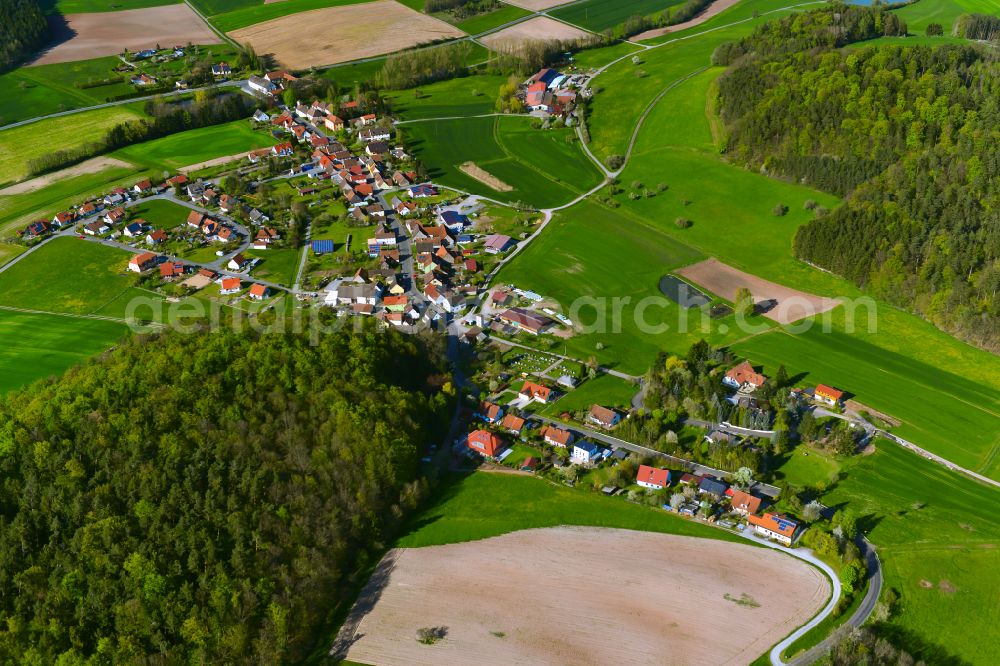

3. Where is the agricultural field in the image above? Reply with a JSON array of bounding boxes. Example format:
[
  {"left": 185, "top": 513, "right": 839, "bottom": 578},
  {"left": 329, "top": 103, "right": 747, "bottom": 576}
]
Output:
[
  {"left": 385, "top": 73, "right": 506, "bottom": 120},
  {"left": 0, "top": 104, "right": 144, "bottom": 186},
  {"left": 208, "top": 0, "right": 373, "bottom": 33},
  {"left": 481, "top": 16, "right": 591, "bottom": 52},
  {"left": 111, "top": 120, "right": 276, "bottom": 171},
  {"left": 450, "top": 3, "right": 531, "bottom": 34},
  {"left": 47, "top": 0, "right": 182, "bottom": 12},
  {"left": 0, "top": 243, "right": 26, "bottom": 267},
  {"left": 570, "top": 39, "right": 644, "bottom": 69},
  {"left": 0, "top": 309, "right": 129, "bottom": 395},
  {"left": 344, "top": 526, "right": 828, "bottom": 666},
  {"left": 893, "top": 0, "right": 1000, "bottom": 33},
  {"left": 229, "top": 1, "right": 465, "bottom": 69},
  {"left": 404, "top": 115, "right": 602, "bottom": 207},
  {"left": 817, "top": 441, "right": 1000, "bottom": 665},
  {"left": 0, "top": 237, "right": 136, "bottom": 314},
  {"left": 551, "top": 0, "right": 684, "bottom": 33}
]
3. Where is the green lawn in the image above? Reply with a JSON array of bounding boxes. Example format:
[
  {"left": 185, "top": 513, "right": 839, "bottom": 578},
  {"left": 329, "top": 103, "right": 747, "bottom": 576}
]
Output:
[
  {"left": 815, "top": 440, "right": 1000, "bottom": 666},
  {"left": 111, "top": 120, "right": 276, "bottom": 171},
  {"left": 0, "top": 309, "right": 128, "bottom": 395},
  {"left": 0, "top": 237, "right": 136, "bottom": 314},
  {"left": 246, "top": 247, "right": 300, "bottom": 286},
  {"left": 772, "top": 443, "right": 842, "bottom": 489},
  {"left": 385, "top": 73, "right": 506, "bottom": 120},
  {"left": 0, "top": 105, "right": 144, "bottom": 186},
  {"left": 209, "top": 0, "right": 373, "bottom": 32},
  {"left": 127, "top": 199, "right": 194, "bottom": 229},
  {"left": 451, "top": 3, "right": 531, "bottom": 34},
  {"left": 542, "top": 372, "right": 637, "bottom": 416},
  {"left": 0, "top": 162, "right": 143, "bottom": 239},
  {"left": 551, "top": 0, "right": 684, "bottom": 33},
  {"left": 395, "top": 471, "right": 744, "bottom": 547},
  {"left": 403, "top": 115, "right": 603, "bottom": 208}
]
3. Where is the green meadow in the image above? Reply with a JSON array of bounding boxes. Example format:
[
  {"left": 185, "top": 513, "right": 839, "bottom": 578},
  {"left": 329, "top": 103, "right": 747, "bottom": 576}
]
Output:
[
  {"left": 451, "top": 3, "right": 531, "bottom": 34},
  {"left": 817, "top": 441, "right": 1000, "bottom": 665},
  {"left": 570, "top": 39, "right": 644, "bottom": 69},
  {"left": 246, "top": 247, "right": 300, "bottom": 286},
  {"left": 396, "top": 471, "right": 744, "bottom": 548},
  {"left": 551, "top": 0, "right": 684, "bottom": 33},
  {"left": 0, "top": 242, "right": 27, "bottom": 267},
  {"left": 0, "top": 309, "right": 128, "bottom": 395},
  {"left": 403, "top": 115, "right": 603, "bottom": 207},
  {"left": 0, "top": 105, "right": 144, "bottom": 186},
  {"left": 46, "top": 0, "right": 181, "bottom": 12},
  {"left": 893, "top": 0, "right": 1000, "bottom": 33},
  {"left": 542, "top": 372, "right": 637, "bottom": 416},
  {"left": 209, "top": 0, "right": 372, "bottom": 32},
  {"left": 111, "top": 120, "right": 276, "bottom": 171},
  {"left": 0, "top": 237, "right": 135, "bottom": 314},
  {"left": 385, "top": 74, "right": 506, "bottom": 120}
]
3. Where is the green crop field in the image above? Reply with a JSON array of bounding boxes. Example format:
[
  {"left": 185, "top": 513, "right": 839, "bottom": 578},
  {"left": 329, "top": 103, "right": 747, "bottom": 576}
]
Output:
[
  {"left": 894, "top": 0, "right": 1000, "bottom": 33},
  {"left": 404, "top": 115, "right": 603, "bottom": 207},
  {"left": 112, "top": 120, "right": 276, "bottom": 171},
  {"left": 0, "top": 237, "right": 136, "bottom": 314},
  {"left": 385, "top": 73, "right": 506, "bottom": 120},
  {"left": 551, "top": 0, "right": 683, "bottom": 33},
  {"left": 452, "top": 4, "right": 531, "bottom": 34},
  {"left": 0, "top": 309, "right": 128, "bottom": 395},
  {"left": 396, "top": 471, "right": 744, "bottom": 547},
  {"left": 0, "top": 162, "right": 143, "bottom": 239},
  {"left": 571, "top": 39, "right": 644, "bottom": 69},
  {"left": 128, "top": 199, "right": 196, "bottom": 229},
  {"left": 816, "top": 440, "right": 1000, "bottom": 665},
  {"left": 209, "top": 0, "right": 372, "bottom": 31},
  {"left": 47, "top": 0, "right": 182, "bottom": 13},
  {"left": 0, "top": 105, "right": 144, "bottom": 186}
]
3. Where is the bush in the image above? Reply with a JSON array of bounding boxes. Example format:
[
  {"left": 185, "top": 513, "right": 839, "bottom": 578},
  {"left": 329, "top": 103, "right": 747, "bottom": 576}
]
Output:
[
  {"left": 926, "top": 22, "right": 944, "bottom": 36},
  {"left": 803, "top": 199, "right": 817, "bottom": 210},
  {"left": 773, "top": 203, "right": 789, "bottom": 216},
  {"left": 606, "top": 154, "right": 625, "bottom": 170},
  {"left": 674, "top": 217, "right": 692, "bottom": 228},
  {"left": 416, "top": 626, "right": 448, "bottom": 644}
]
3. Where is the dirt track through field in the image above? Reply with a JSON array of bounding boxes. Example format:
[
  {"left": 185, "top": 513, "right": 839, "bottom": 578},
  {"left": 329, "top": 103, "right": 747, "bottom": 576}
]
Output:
[
  {"left": 677, "top": 257, "right": 841, "bottom": 324},
  {"left": 632, "top": 0, "right": 742, "bottom": 40},
  {"left": 459, "top": 162, "right": 513, "bottom": 191},
  {"left": 481, "top": 16, "right": 591, "bottom": 52},
  {"left": 339, "top": 526, "right": 830, "bottom": 666},
  {"left": 0, "top": 157, "right": 132, "bottom": 195},
  {"left": 230, "top": 1, "right": 465, "bottom": 69},
  {"left": 30, "top": 5, "right": 220, "bottom": 66}
]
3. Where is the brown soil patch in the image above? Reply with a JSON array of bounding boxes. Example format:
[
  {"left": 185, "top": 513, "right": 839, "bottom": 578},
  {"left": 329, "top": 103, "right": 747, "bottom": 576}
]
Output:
[
  {"left": 481, "top": 16, "right": 591, "bottom": 52},
  {"left": 919, "top": 579, "right": 934, "bottom": 589},
  {"left": 845, "top": 400, "right": 901, "bottom": 427},
  {"left": 339, "top": 526, "right": 830, "bottom": 666},
  {"left": 230, "top": 1, "right": 465, "bottom": 69},
  {"left": 0, "top": 157, "right": 131, "bottom": 195},
  {"left": 458, "top": 162, "right": 513, "bottom": 192},
  {"left": 179, "top": 151, "right": 249, "bottom": 173},
  {"left": 502, "top": 0, "right": 571, "bottom": 9},
  {"left": 633, "top": 0, "right": 741, "bottom": 41},
  {"left": 676, "top": 257, "right": 842, "bottom": 325},
  {"left": 939, "top": 580, "right": 957, "bottom": 594},
  {"left": 30, "top": 5, "right": 220, "bottom": 66}
]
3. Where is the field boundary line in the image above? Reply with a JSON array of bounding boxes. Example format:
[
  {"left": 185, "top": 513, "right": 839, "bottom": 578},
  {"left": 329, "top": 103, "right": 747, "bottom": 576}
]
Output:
[{"left": 0, "top": 303, "right": 145, "bottom": 325}]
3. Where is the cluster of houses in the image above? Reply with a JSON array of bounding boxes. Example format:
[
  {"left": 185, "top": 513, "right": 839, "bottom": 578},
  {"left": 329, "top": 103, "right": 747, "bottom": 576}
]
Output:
[
  {"left": 247, "top": 70, "right": 299, "bottom": 97},
  {"left": 723, "top": 360, "right": 847, "bottom": 409},
  {"left": 19, "top": 178, "right": 166, "bottom": 240},
  {"left": 522, "top": 67, "right": 586, "bottom": 118}
]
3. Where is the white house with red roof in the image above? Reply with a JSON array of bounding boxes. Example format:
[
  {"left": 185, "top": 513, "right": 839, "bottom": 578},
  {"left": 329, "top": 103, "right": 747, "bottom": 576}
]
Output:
[{"left": 636, "top": 465, "right": 670, "bottom": 490}]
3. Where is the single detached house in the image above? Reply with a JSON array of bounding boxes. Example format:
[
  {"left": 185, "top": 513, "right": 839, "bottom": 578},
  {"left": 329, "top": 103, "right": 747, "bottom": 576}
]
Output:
[
  {"left": 571, "top": 441, "right": 602, "bottom": 464},
  {"left": 636, "top": 465, "right": 670, "bottom": 490},
  {"left": 814, "top": 384, "right": 845, "bottom": 406},
  {"left": 723, "top": 360, "right": 767, "bottom": 392},
  {"left": 467, "top": 429, "right": 504, "bottom": 458},
  {"left": 729, "top": 489, "right": 762, "bottom": 516},
  {"left": 588, "top": 404, "right": 621, "bottom": 428},
  {"left": 518, "top": 381, "right": 552, "bottom": 404},
  {"left": 542, "top": 425, "right": 573, "bottom": 448},
  {"left": 748, "top": 512, "right": 799, "bottom": 546}
]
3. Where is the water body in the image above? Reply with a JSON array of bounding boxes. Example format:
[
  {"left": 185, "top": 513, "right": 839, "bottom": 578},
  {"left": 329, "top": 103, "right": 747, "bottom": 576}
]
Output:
[{"left": 659, "top": 275, "right": 711, "bottom": 308}]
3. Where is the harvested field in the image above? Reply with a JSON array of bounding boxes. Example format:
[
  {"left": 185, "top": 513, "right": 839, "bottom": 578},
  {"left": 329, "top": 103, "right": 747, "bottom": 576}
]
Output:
[
  {"left": 633, "top": 0, "right": 741, "bottom": 40},
  {"left": 30, "top": 5, "right": 220, "bottom": 66},
  {"left": 502, "top": 0, "right": 571, "bottom": 10},
  {"left": 676, "top": 257, "right": 841, "bottom": 324},
  {"left": 458, "top": 161, "right": 512, "bottom": 191},
  {"left": 230, "top": 1, "right": 465, "bottom": 69},
  {"left": 339, "top": 526, "right": 830, "bottom": 666},
  {"left": 481, "top": 16, "right": 591, "bottom": 52},
  {"left": 0, "top": 157, "right": 132, "bottom": 195}
]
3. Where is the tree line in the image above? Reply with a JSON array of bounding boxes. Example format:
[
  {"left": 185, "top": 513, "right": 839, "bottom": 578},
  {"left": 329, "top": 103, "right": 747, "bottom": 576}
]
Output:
[
  {"left": 27, "top": 93, "right": 255, "bottom": 177},
  {"left": 714, "top": 5, "right": 1000, "bottom": 350},
  {"left": 0, "top": 0, "right": 47, "bottom": 72},
  {"left": 0, "top": 323, "right": 451, "bottom": 663}
]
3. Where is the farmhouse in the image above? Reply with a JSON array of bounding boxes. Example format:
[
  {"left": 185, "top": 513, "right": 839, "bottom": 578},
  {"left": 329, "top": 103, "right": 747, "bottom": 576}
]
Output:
[
  {"left": 518, "top": 381, "right": 552, "bottom": 403},
  {"left": 814, "top": 384, "right": 845, "bottom": 406},
  {"left": 729, "top": 489, "right": 762, "bottom": 516},
  {"left": 467, "top": 429, "right": 504, "bottom": 458},
  {"left": 588, "top": 405, "right": 621, "bottom": 428},
  {"left": 128, "top": 252, "right": 158, "bottom": 273},
  {"left": 571, "top": 441, "right": 602, "bottom": 464},
  {"left": 542, "top": 425, "right": 573, "bottom": 448},
  {"left": 499, "top": 307, "right": 552, "bottom": 335},
  {"left": 636, "top": 465, "right": 670, "bottom": 490},
  {"left": 748, "top": 513, "right": 799, "bottom": 546},
  {"left": 723, "top": 361, "right": 767, "bottom": 392}
]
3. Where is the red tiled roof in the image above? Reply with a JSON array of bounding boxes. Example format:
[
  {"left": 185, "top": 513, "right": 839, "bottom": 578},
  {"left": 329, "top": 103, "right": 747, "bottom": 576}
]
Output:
[
  {"left": 636, "top": 464, "right": 670, "bottom": 488},
  {"left": 815, "top": 384, "right": 844, "bottom": 401},
  {"left": 726, "top": 361, "right": 766, "bottom": 388},
  {"left": 467, "top": 429, "right": 503, "bottom": 457},
  {"left": 748, "top": 512, "right": 798, "bottom": 538},
  {"left": 730, "top": 490, "right": 762, "bottom": 515},
  {"left": 519, "top": 381, "right": 551, "bottom": 402}
]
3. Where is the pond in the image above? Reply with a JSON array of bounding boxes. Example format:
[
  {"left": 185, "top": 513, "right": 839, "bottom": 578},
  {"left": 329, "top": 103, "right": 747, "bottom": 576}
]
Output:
[{"left": 658, "top": 275, "right": 711, "bottom": 308}]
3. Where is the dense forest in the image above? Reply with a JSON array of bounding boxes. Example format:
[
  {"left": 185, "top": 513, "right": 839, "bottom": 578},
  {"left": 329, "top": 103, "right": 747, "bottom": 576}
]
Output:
[
  {"left": 0, "top": 325, "right": 451, "bottom": 662},
  {"left": 715, "top": 5, "right": 1000, "bottom": 349},
  {"left": 0, "top": 0, "right": 48, "bottom": 72}
]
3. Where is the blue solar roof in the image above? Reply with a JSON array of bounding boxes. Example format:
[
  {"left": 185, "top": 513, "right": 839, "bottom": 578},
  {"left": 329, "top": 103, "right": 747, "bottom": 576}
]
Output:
[{"left": 311, "top": 239, "right": 334, "bottom": 254}]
